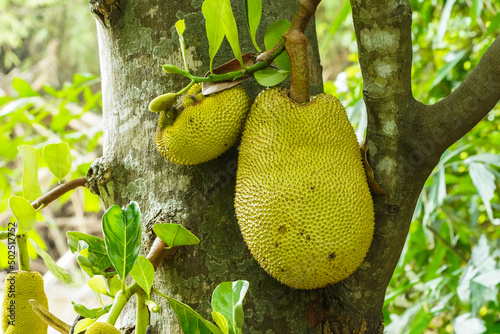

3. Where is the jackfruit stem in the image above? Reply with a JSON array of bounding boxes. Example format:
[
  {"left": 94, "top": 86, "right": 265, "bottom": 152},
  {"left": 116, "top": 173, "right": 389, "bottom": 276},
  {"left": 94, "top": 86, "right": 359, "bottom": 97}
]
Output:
[
  {"left": 291, "top": 0, "right": 322, "bottom": 32},
  {"left": 106, "top": 290, "right": 128, "bottom": 326},
  {"left": 282, "top": 0, "right": 322, "bottom": 104},
  {"left": 17, "top": 234, "right": 30, "bottom": 271},
  {"left": 136, "top": 291, "right": 150, "bottom": 334},
  {"left": 285, "top": 29, "right": 310, "bottom": 104}
]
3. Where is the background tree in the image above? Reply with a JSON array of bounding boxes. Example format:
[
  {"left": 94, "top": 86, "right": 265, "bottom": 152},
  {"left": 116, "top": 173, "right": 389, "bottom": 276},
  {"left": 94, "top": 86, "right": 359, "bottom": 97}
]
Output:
[{"left": 1, "top": 0, "right": 499, "bottom": 333}]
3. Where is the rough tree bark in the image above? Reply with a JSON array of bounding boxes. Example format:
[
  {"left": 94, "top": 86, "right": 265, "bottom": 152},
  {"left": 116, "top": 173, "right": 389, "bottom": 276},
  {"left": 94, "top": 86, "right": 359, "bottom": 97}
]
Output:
[{"left": 86, "top": 0, "right": 500, "bottom": 333}]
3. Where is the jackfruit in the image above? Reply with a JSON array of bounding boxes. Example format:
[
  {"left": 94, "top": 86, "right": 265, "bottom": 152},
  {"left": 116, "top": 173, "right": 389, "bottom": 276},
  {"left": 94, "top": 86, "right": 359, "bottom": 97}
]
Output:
[
  {"left": 2, "top": 270, "right": 48, "bottom": 333},
  {"left": 235, "top": 87, "right": 374, "bottom": 289},
  {"left": 85, "top": 321, "right": 121, "bottom": 334},
  {"left": 155, "top": 83, "right": 251, "bottom": 165}
]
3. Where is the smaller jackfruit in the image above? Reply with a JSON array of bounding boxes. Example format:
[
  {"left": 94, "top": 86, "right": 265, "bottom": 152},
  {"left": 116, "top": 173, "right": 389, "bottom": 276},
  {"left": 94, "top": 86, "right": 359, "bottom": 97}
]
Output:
[
  {"left": 2, "top": 271, "right": 48, "bottom": 334},
  {"left": 85, "top": 321, "right": 121, "bottom": 334},
  {"left": 155, "top": 83, "right": 251, "bottom": 165}
]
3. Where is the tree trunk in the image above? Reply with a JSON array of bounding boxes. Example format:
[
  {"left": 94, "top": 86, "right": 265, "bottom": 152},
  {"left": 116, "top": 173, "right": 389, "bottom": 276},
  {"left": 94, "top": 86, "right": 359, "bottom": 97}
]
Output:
[{"left": 87, "top": 0, "right": 500, "bottom": 332}]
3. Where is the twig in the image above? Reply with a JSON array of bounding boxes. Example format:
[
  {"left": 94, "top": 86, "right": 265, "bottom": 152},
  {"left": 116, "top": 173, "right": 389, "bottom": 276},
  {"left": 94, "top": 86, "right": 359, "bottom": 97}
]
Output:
[
  {"left": 31, "top": 177, "right": 87, "bottom": 210},
  {"left": 30, "top": 299, "right": 71, "bottom": 334}
]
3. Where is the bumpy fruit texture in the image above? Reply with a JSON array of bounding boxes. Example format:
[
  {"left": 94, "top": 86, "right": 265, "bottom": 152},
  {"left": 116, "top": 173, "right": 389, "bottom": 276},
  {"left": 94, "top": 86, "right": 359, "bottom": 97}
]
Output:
[
  {"left": 2, "top": 271, "right": 48, "bottom": 333},
  {"left": 235, "top": 87, "right": 374, "bottom": 289},
  {"left": 155, "top": 83, "right": 251, "bottom": 165},
  {"left": 85, "top": 321, "right": 121, "bottom": 334}
]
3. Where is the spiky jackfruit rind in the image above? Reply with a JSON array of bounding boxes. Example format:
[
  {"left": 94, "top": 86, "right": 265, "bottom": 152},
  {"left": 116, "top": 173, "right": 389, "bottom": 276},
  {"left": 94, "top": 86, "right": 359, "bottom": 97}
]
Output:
[
  {"left": 85, "top": 321, "right": 121, "bottom": 334},
  {"left": 155, "top": 83, "right": 251, "bottom": 165},
  {"left": 235, "top": 87, "right": 375, "bottom": 290},
  {"left": 2, "top": 271, "right": 48, "bottom": 333}
]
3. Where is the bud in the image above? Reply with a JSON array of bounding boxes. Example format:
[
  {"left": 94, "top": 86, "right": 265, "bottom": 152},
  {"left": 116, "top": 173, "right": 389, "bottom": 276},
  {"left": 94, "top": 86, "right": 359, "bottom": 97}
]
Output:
[{"left": 149, "top": 93, "right": 177, "bottom": 112}]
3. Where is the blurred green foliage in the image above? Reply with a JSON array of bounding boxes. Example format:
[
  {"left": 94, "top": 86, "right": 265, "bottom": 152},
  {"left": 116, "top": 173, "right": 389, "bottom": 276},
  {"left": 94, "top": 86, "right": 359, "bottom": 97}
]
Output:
[
  {"left": 0, "top": 74, "right": 103, "bottom": 220},
  {"left": 0, "top": 0, "right": 498, "bottom": 332},
  {"left": 318, "top": 0, "right": 500, "bottom": 333},
  {"left": 0, "top": 0, "right": 99, "bottom": 86}
]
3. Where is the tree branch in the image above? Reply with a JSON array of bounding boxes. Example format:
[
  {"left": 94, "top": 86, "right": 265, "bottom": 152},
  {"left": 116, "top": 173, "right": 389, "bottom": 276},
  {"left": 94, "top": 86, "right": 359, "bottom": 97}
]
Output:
[
  {"left": 418, "top": 35, "right": 500, "bottom": 152},
  {"left": 31, "top": 177, "right": 87, "bottom": 209}
]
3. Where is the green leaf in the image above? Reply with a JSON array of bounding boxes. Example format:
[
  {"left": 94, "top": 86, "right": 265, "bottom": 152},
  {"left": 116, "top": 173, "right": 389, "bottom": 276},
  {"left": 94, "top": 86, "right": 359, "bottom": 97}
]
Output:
[
  {"left": 254, "top": 68, "right": 290, "bottom": 87},
  {"left": 153, "top": 223, "right": 200, "bottom": 248},
  {"left": 102, "top": 201, "right": 142, "bottom": 285},
  {"left": 165, "top": 296, "right": 223, "bottom": 334},
  {"left": 29, "top": 238, "right": 75, "bottom": 285},
  {"left": 12, "top": 78, "right": 38, "bottom": 97},
  {"left": 74, "top": 318, "right": 95, "bottom": 334},
  {"left": 202, "top": 0, "right": 225, "bottom": 73},
  {"left": 67, "top": 232, "right": 112, "bottom": 271},
  {"left": 107, "top": 275, "right": 121, "bottom": 296},
  {"left": 211, "top": 280, "right": 249, "bottom": 334},
  {"left": 244, "top": 0, "right": 262, "bottom": 52},
  {"left": 87, "top": 276, "right": 108, "bottom": 294},
  {"left": 42, "top": 142, "right": 72, "bottom": 180},
  {"left": 9, "top": 196, "right": 36, "bottom": 235},
  {"left": 212, "top": 311, "right": 229, "bottom": 334},
  {"left": 264, "top": 20, "right": 291, "bottom": 71},
  {"left": 130, "top": 256, "right": 155, "bottom": 299},
  {"left": 18, "top": 145, "right": 43, "bottom": 201},
  {"left": 175, "top": 19, "right": 185, "bottom": 35},
  {"left": 220, "top": 0, "right": 243, "bottom": 66}
]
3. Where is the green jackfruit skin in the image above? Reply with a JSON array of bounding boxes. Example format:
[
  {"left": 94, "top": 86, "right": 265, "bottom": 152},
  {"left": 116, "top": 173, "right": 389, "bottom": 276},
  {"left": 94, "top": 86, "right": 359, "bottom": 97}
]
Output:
[
  {"left": 2, "top": 271, "right": 48, "bottom": 333},
  {"left": 155, "top": 83, "right": 251, "bottom": 165},
  {"left": 85, "top": 321, "right": 121, "bottom": 334},
  {"left": 235, "top": 87, "right": 375, "bottom": 290}
]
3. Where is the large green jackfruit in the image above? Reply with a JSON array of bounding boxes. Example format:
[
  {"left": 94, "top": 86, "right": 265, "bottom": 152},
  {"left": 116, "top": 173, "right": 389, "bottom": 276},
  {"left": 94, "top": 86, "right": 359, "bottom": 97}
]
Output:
[
  {"left": 155, "top": 83, "right": 251, "bottom": 165},
  {"left": 2, "top": 271, "right": 48, "bottom": 333},
  {"left": 85, "top": 321, "right": 121, "bottom": 334},
  {"left": 235, "top": 87, "right": 374, "bottom": 289}
]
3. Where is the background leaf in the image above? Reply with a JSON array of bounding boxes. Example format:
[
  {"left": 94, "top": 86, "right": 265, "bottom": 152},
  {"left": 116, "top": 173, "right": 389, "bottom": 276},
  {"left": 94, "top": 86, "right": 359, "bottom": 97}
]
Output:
[
  {"left": 12, "top": 78, "right": 38, "bottom": 97},
  {"left": 67, "top": 231, "right": 112, "bottom": 271},
  {"left": 254, "top": 68, "right": 290, "bottom": 87},
  {"left": 468, "top": 162, "right": 500, "bottom": 225},
  {"left": 130, "top": 255, "right": 155, "bottom": 299},
  {"left": 211, "top": 280, "right": 249, "bottom": 334},
  {"left": 18, "top": 145, "right": 43, "bottom": 201},
  {"left": 202, "top": 0, "right": 225, "bottom": 73},
  {"left": 244, "top": 0, "right": 262, "bottom": 52},
  {"left": 9, "top": 196, "right": 36, "bottom": 235},
  {"left": 321, "top": 0, "right": 351, "bottom": 53},
  {"left": 264, "top": 20, "right": 291, "bottom": 71},
  {"left": 153, "top": 223, "right": 200, "bottom": 248},
  {"left": 42, "top": 142, "right": 72, "bottom": 180},
  {"left": 30, "top": 238, "right": 75, "bottom": 285},
  {"left": 102, "top": 201, "right": 142, "bottom": 284}
]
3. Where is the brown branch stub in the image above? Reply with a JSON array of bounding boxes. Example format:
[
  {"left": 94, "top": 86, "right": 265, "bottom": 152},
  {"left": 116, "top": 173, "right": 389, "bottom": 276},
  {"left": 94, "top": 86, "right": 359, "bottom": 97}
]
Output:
[
  {"left": 146, "top": 237, "right": 176, "bottom": 271},
  {"left": 89, "top": 0, "right": 121, "bottom": 28},
  {"left": 285, "top": 29, "right": 310, "bottom": 103},
  {"left": 31, "top": 177, "right": 87, "bottom": 210}
]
